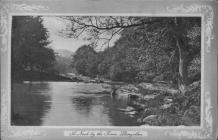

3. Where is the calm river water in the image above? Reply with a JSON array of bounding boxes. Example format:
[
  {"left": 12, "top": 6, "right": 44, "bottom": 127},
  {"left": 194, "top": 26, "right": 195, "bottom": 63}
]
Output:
[{"left": 11, "top": 82, "right": 139, "bottom": 126}]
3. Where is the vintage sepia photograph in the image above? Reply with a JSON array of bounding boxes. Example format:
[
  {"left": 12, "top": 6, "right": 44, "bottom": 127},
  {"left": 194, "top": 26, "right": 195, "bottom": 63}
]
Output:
[{"left": 11, "top": 16, "right": 201, "bottom": 126}]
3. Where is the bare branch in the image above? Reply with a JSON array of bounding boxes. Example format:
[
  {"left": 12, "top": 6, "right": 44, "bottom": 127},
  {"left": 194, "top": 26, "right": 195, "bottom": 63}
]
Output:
[
  {"left": 71, "top": 17, "right": 162, "bottom": 30},
  {"left": 75, "top": 27, "right": 86, "bottom": 38},
  {"left": 59, "top": 16, "right": 164, "bottom": 49},
  {"left": 94, "top": 17, "right": 99, "bottom": 27}
]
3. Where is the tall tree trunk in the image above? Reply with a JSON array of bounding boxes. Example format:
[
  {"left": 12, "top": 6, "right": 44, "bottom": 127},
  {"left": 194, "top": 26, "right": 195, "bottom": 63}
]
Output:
[
  {"left": 173, "top": 17, "right": 189, "bottom": 95},
  {"left": 175, "top": 37, "right": 188, "bottom": 94}
]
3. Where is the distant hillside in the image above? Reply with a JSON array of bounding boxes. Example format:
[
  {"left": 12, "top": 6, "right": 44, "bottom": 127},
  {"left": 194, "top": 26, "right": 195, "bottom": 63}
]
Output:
[
  {"left": 55, "top": 49, "right": 74, "bottom": 58},
  {"left": 54, "top": 49, "right": 75, "bottom": 74}
]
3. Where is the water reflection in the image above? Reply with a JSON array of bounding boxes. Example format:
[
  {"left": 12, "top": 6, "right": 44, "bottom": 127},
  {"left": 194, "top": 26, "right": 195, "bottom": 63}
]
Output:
[
  {"left": 11, "top": 82, "right": 52, "bottom": 125},
  {"left": 101, "top": 95, "right": 139, "bottom": 126},
  {"left": 72, "top": 96, "right": 94, "bottom": 113},
  {"left": 11, "top": 82, "right": 139, "bottom": 126}
]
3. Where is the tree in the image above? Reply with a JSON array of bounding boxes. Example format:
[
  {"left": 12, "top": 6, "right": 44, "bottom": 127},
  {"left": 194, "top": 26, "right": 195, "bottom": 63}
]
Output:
[
  {"left": 12, "top": 16, "right": 55, "bottom": 80},
  {"left": 62, "top": 16, "right": 201, "bottom": 94},
  {"left": 72, "top": 45, "right": 98, "bottom": 77}
]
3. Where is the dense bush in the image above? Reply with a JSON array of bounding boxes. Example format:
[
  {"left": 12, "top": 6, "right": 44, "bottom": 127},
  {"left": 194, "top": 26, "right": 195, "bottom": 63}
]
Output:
[
  {"left": 72, "top": 22, "right": 201, "bottom": 84},
  {"left": 12, "top": 16, "right": 55, "bottom": 81}
]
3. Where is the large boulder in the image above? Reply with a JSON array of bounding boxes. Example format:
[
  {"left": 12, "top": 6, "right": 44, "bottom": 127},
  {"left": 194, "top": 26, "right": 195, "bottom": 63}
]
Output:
[
  {"left": 115, "top": 84, "right": 141, "bottom": 100},
  {"left": 141, "top": 107, "right": 158, "bottom": 118},
  {"left": 142, "top": 115, "right": 159, "bottom": 125},
  {"left": 117, "top": 84, "right": 139, "bottom": 93}
]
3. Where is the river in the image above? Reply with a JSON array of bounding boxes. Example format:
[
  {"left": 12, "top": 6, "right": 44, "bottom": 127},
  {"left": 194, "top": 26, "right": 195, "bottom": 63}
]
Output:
[{"left": 11, "top": 82, "right": 139, "bottom": 126}]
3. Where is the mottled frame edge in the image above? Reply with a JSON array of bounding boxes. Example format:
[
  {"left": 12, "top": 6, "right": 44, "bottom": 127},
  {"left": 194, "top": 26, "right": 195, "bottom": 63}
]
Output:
[{"left": 0, "top": 0, "right": 217, "bottom": 140}]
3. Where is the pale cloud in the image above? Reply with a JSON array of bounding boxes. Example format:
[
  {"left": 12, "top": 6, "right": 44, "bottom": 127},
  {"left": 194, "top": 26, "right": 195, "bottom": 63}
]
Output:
[
  {"left": 42, "top": 16, "right": 88, "bottom": 52},
  {"left": 42, "top": 16, "right": 119, "bottom": 52}
]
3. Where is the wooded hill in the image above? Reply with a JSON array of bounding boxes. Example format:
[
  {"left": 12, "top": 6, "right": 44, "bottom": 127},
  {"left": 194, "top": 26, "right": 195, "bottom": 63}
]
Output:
[{"left": 70, "top": 17, "right": 201, "bottom": 94}]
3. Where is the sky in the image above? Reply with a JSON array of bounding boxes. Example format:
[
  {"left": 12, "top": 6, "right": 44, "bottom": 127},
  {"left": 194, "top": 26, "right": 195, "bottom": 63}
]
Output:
[
  {"left": 42, "top": 16, "right": 119, "bottom": 53},
  {"left": 42, "top": 16, "right": 88, "bottom": 52}
]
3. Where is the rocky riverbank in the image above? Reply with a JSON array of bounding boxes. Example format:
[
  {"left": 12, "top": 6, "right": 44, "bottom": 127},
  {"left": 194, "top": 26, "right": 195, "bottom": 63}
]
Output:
[
  {"left": 68, "top": 75, "right": 200, "bottom": 126},
  {"left": 13, "top": 71, "right": 76, "bottom": 82},
  {"left": 111, "top": 81, "right": 201, "bottom": 126}
]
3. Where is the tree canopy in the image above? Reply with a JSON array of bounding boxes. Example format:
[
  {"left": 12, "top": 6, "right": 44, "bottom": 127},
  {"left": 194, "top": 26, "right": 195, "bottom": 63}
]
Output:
[
  {"left": 67, "top": 16, "right": 201, "bottom": 94},
  {"left": 12, "top": 16, "right": 56, "bottom": 81}
]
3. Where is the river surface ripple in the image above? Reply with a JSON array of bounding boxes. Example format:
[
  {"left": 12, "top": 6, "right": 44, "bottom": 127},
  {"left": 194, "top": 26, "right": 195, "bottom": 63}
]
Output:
[{"left": 11, "top": 82, "right": 139, "bottom": 126}]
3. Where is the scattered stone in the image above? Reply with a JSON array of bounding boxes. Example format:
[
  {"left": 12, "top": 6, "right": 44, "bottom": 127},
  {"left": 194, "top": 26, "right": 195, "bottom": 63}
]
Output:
[
  {"left": 163, "top": 96, "right": 173, "bottom": 103},
  {"left": 128, "top": 94, "right": 139, "bottom": 100},
  {"left": 143, "top": 94, "right": 157, "bottom": 100},
  {"left": 129, "top": 114, "right": 135, "bottom": 118},
  {"left": 126, "top": 106, "right": 135, "bottom": 112},
  {"left": 137, "top": 118, "right": 142, "bottom": 123},
  {"left": 126, "top": 111, "right": 137, "bottom": 115},
  {"left": 101, "top": 81, "right": 200, "bottom": 126},
  {"left": 115, "top": 84, "right": 140, "bottom": 97},
  {"left": 159, "top": 103, "right": 173, "bottom": 110},
  {"left": 121, "top": 84, "right": 139, "bottom": 92},
  {"left": 190, "top": 81, "right": 201, "bottom": 88},
  {"left": 143, "top": 108, "right": 151, "bottom": 115},
  {"left": 131, "top": 101, "right": 147, "bottom": 109},
  {"left": 115, "top": 88, "right": 130, "bottom": 95},
  {"left": 138, "top": 83, "right": 154, "bottom": 90},
  {"left": 118, "top": 106, "right": 135, "bottom": 112},
  {"left": 186, "top": 81, "right": 201, "bottom": 93}
]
